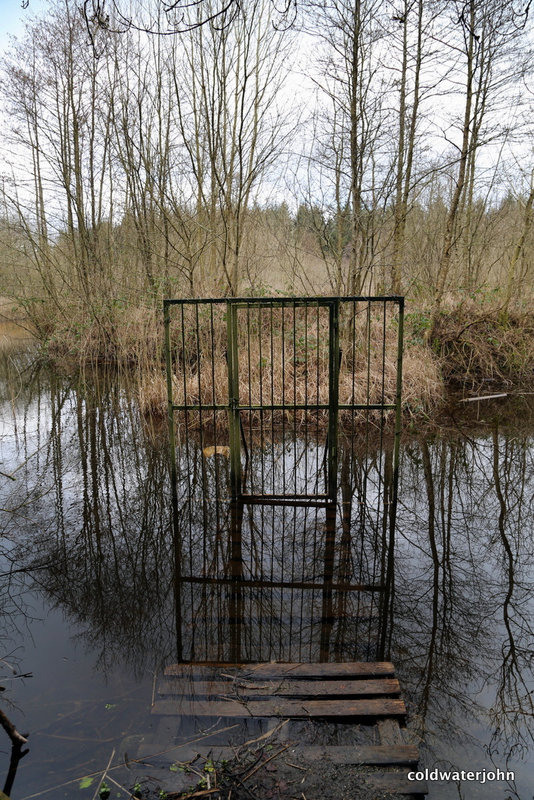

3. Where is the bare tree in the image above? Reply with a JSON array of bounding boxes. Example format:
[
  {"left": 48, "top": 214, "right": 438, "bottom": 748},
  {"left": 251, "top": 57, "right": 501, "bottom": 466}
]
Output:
[
  {"left": 433, "top": 0, "right": 532, "bottom": 310},
  {"left": 305, "top": 0, "right": 394, "bottom": 295},
  {"left": 170, "top": 0, "right": 294, "bottom": 295},
  {"left": 2, "top": 1, "right": 117, "bottom": 312},
  {"left": 389, "top": 0, "right": 425, "bottom": 294},
  {"left": 81, "top": 0, "right": 298, "bottom": 39}
]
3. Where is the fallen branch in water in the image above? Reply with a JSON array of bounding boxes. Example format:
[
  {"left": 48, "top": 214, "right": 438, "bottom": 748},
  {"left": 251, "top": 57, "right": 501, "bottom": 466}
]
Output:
[
  {"left": 459, "top": 393, "right": 508, "bottom": 402},
  {"left": 0, "top": 706, "right": 29, "bottom": 796},
  {"left": 0, "top": 708, "right": 28, "bottom": 751}
]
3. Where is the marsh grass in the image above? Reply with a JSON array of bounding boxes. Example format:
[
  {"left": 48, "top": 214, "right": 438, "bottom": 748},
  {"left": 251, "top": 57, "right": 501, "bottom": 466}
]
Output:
[
  {"left": 11, "top": 287, "right": 526, "bottom": 427},
  {"left": 136, "top": 303, "right": 443, "bottom": 428},
  {"left": 432, "top": 302, "right": 534, "bottom": 392}
]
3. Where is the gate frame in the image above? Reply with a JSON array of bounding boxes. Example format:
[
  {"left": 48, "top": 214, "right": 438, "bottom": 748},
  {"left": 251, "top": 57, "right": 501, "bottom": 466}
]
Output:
[{"left": 164, "top": 296, "right": 404, "bottom": 505}]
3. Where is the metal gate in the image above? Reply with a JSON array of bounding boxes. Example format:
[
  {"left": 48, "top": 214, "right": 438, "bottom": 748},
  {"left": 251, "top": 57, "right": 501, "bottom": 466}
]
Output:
[
  {"left": 164, "top": 296, "right": 403, "bottom": 505},
  {"left": 164, "top": 295, "right": 404, "bottom": 663}
]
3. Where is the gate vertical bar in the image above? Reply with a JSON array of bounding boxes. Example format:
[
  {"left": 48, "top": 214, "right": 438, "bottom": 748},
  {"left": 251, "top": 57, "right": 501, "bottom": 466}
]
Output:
[
  {"left": 379, "top": 297, "right": 404, "bottom": 659},
  {"left": 164, "top": 300, "right": 183, "bottom": 661},
  {"left": 227, "top": 301, "right": 242, "bottom": 499},
  {"left": 327, "top": 299, "right": 340, "bottom": 502},
  {"left": 393, "top": 298, "right": 405, "bottom": 481},
  {"left": 164, "top": 301, "right": 177, "bottom": 492}
]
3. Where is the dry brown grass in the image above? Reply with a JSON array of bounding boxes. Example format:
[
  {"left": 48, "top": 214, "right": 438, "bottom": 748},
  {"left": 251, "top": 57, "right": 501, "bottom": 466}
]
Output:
[
  {"left": 137, "top": 369, "right": 169, "bottom": 418},
  {"left": 432, "top": 304, "right": 534, "bottom": 392},
  {"left": 40, "top": 302, "right": 163, "bottom": 367},
  {"left": 401, "top": 343, "right": 444, "bottom": 414},
  {"left": 137, "top": 305, "right": 445, "bottom": 427},
  {"left": 10, "top": 283, "right": 517, "bottom": 425}
]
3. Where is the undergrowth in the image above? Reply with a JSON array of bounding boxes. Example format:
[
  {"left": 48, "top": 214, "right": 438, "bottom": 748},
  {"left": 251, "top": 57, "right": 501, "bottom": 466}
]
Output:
[
  {"left": 10, "top": 291, "right": 534, "bottom": 422},
  {"left": 431, "top": 303, "right": 534, "bottom": 392}
]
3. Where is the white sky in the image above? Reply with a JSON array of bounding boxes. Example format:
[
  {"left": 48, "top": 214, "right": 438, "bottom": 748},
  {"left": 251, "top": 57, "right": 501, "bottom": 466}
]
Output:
[{"left": 0, "top": 0, "right": 531, "bottom": 218}]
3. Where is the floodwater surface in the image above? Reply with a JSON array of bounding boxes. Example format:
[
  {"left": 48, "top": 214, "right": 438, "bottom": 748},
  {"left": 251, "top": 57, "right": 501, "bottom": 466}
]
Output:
[{"left": 1, "top": 350, "right": 534, "bottom": 799}]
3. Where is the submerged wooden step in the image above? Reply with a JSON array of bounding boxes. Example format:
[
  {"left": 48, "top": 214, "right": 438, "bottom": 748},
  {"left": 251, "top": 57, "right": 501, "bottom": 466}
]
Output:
[
  {"left": 151, "top": 661, "right": 426, "bottom": 796},
  {"left": 133, "top": 749, "right": 426, "bottom": 798},
  {"left": 289, "top": 744, "right": 419, "bottom": 766},
  {"left": 138, "top": 743, "right": 419, "bottom": 767},
  {"left": 378, "top": 717, "right": 405, "bottom": 744},
  {"left": 152, "top": 696, "right": 405, "bottom": 718},
  {"left": 164, "top": 661, "right": 395, "bottom": 679},
  {"left": 158, "top": 677, "right": 401, "bottom": 698}
]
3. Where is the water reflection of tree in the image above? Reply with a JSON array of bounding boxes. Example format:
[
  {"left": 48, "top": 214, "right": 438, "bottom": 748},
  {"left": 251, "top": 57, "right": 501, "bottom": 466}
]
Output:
[
  {"left": 1, "top": 364, "right": 396, "bottom": 674},
  {"left": 10, "top": 361, "right": 534, "bottom": 786},
  {"left": 1, "top": 355, "right": 48, "bottom": 663},
  {"left": 489, "top": 424, "right": 534, "bottom": 761},
  {"left": 0, "top": 353, "right": 43, "bottom": 796},
  {"left": 394, "top": 421, "right": 534, "bottom": 771},
  {"left": 1, "top": 365, "right": 177, "bottom": 679}
]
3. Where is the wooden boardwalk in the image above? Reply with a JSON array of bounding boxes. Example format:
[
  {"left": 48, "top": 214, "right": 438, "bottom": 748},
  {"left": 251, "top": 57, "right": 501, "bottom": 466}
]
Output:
[{"left": 152, "top": 661, "right": 427, "bottom": 798}]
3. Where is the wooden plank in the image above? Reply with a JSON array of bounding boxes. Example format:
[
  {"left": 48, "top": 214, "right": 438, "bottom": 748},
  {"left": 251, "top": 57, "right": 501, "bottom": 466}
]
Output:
[
  {"left": 158, "top": 678, "right": 401, "bottom": 698},
  {"left": 164, "top": 662, "right": 396, "bottom": 679},
  {"left": 291, "top": 744, "right": 419, "bottom": 766},
  {"left": 136, "top": 743, "right": 419, "bottom": 767},
  {"left": 151, "top": 697, "right": 405, "bottom": 719},
  {"left": 378, "top": 718, "right": 405, "bottom": 745},
  {"left": 365, "top": 771, "right": 428, "bottom": 795}
]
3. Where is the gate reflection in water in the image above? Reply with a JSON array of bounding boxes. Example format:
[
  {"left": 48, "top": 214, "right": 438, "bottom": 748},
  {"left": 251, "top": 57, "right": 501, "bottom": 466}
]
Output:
[
  {"left": 5, "top": 351, "right": 534, "bottom": 797},
  {"left": 170, "top": 435, "right": 396, "bottom": 664}
]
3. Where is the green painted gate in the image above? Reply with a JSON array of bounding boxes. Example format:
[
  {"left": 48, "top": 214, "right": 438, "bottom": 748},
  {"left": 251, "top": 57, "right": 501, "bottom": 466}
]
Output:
[{"left": 164, "top": 296, "right": 404, "bottom": 505}]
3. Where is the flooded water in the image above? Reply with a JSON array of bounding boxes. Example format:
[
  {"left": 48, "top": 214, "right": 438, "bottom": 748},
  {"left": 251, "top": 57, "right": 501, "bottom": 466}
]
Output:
[{"left": 1, "top": 347, "right": 534, "bottom": 799}]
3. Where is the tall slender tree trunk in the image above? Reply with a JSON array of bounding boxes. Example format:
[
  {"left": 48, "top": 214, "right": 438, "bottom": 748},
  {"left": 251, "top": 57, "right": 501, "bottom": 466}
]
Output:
[
  {"left": 391, "top": 0, "right": 423, "bottom": 295},
  {"left": 433, "top": 0, "right": 476, "bottom": 311},
  {"left": 349, "top": 0, "right": 363, "bottom": 295}
]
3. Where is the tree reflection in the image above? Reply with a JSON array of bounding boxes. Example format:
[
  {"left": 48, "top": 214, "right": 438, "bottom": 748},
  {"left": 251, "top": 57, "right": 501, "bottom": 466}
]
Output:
[
  {"left": 1, "top": 364, "right": 177, "bottom": 680},
  {"left": 489, "top": 424, "right": 534, "bottom": 762},
  {"left": 1, "top": 362, "right": 394, "bottom": 674},
  {"left": 4, "top": 360, "right": 534, "bottom": 795},
  {"left": 393, "top": 414, "right": 534, "bottom": 790}
]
